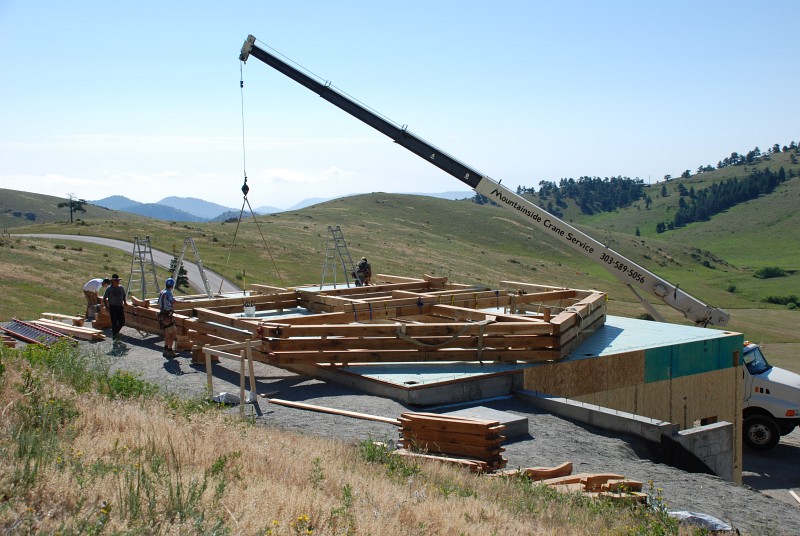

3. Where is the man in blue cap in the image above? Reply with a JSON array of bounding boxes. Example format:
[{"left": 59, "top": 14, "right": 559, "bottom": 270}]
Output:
[{"left": 158, "top": 277, "right": 178, "bottom": 358}]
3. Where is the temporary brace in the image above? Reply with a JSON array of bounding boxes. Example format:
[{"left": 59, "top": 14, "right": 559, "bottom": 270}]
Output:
[{"left": 394, "top": 319, "right": 494, "bottom": 351}]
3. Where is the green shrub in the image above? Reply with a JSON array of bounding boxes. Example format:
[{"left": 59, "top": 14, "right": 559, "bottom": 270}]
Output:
[
  {"left": 99, "top": 370, "right": 159, "bottom": 399},
  {"left": 763, "top": 295, "right": 799, "bottom": 306},
  {"left": 754, "top": 266, "right": 787, "bottom": 279}
]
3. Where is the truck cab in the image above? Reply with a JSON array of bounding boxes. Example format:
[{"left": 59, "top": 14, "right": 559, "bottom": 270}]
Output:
[{"left": 742, "top": 342, "right": 800, "bottom": 450}]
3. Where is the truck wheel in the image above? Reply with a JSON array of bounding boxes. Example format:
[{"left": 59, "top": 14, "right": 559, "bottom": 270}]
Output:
[
  {"left": 779, "top": 422, "right": 797, "bottom": 436},
  {"left": 743, "top": 415, "right": 780, "bottom": 451}
]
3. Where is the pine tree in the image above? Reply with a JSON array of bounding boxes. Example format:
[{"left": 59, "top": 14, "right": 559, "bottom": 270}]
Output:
[{"left": 168, "top": 257, "right": 190, "bottom": 291}]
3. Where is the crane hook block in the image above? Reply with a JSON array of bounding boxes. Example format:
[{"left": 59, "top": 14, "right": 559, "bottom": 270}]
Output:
[
  {"left": 240, "top": 34, "right": 256, "bottom": 62},
  {"left": 241, "top": 178, "right": 249, "bottom": 197}
]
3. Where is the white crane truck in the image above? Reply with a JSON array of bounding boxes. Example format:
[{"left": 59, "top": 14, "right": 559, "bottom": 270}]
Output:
[{"left": 239, "top": 35, "right": 800, "bottom": 450}]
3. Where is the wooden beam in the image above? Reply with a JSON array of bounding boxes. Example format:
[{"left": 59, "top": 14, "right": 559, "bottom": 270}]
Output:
[
  {"left": 270, "top": 348, "right": 559, "bottom": 364},
  {"left": 267, "top": 398, "right": 401, "bottom": 425},
  {"left": 261, "top": 321, "right": 555, "bottom": 339},
  {"left": 265, "top": 334, "right": 558, "bottom": 352},
  {"left": 32, "top": 319, "right": 105, "bottom": 341}
]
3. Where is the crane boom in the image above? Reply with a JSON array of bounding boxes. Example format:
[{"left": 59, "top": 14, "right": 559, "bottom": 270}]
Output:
[{"left": 239, "top": 35, "right": 729, "bottom": 326}]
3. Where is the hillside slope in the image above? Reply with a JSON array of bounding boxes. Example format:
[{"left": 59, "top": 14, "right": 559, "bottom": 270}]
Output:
[
  {"left": 0, "top": 189, "right": 140, "bottom": 228},
  {"left": 4, "top": 176, "right": 799, "bottom": 341}
]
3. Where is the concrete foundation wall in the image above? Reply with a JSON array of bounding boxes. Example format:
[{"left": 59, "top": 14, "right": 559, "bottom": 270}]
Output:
[{"left": 515, "top": 390, "right": 738, "bottom": 482}]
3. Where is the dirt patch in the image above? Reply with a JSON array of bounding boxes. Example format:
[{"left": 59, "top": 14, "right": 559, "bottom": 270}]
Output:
[{"left": 87, "top": 328, "right": 800, "bottom": 535}]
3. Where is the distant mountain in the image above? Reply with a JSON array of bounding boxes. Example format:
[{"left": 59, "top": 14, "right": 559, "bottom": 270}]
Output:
[
  {"left": 285, "top": 197, "right": 332, "bottom": 211},
  {"left": 209, "top": 210, "right": 243, "bottom": 223},
  {"left": 90, "top": 191, "right": 474, "bottom": 222},
  {"left": 92, "top": 196, "right": 203, "bottom": 222},
  {"left": 158, "top": 197, "right": 236, "bottom": 220},
  {"left": 93, "top": 195, "right": 139, "bottom": 210},
  {"left": 251, "top": 205, "right": 284, "bottom": 215},
  {"left": 121, "top": 203, "right": 205, "bottom": 222}
]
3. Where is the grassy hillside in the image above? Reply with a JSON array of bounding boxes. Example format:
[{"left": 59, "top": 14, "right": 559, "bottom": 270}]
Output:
[
  {"left": 0, "top": 188, "right": 141, "bottom": 228},
  {"left": 2, "top": 176, "right": 799, "bottom": 370}
]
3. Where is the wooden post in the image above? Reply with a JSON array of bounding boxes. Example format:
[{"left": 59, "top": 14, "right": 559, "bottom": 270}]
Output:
[
  {"left": 246, "top": 341, "right": 257, "bottom": 397},
  {"left": 205, "top": 344, "right": 213, "bottom": 398},
  {"left": 239, "top": 350, "right": 246, "bottom": 418}
]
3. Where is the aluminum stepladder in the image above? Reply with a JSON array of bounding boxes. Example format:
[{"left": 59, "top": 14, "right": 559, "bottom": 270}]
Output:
[
  {"left": 320, "top": 225, "right": 362, "bottom": 289},
  {"left": 128, "top": 236, "right": 160, "bottom": 300},
  {"left": 173, "top": 237, "right": 214, "bottom": 298}
]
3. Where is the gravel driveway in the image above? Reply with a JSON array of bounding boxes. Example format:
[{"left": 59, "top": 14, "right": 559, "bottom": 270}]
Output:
[{"left": 90, "top": 328, "right": 800, "bottom": 535}]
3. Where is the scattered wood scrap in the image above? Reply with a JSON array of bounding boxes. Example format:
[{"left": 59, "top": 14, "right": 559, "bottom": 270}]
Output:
[
  {"left": 490, "top": 461, "right": 574, "bottom": 480},
  {"left": 392, "top": 448, "right": 488, "bottom": 473},
  {"left": 489, "top": 463, "right": 645, "bottom": 502},
  {"left": 538, "top": 471, "right": 646, "bottom": 502},
  {"left": 32, "top": 318, "right": 106, "bottom": 341}
]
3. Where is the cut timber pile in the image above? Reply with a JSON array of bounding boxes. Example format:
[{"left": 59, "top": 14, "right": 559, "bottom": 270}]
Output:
[
  {"left": 492, "top": 463, "right": 646, "bottom": 502},
  {"left": 41, "top": 312, "right": 84, "bottom": 327},
  {"left": 2, "top": 334, "right": 16, "bottom": 348},
  {"left": 540, "top": 472, "right": 646, "bottom": 502},
  {"left": 397, "top": 412, "right": 507, "bottom": 472},
  {"left": 32, "top": 319, "right": 106, "bottom": 341}
]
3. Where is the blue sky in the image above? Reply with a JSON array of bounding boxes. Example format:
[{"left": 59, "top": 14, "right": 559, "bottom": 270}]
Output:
[{"left": 1, "top": 1, "right": 798, "bottom": 210}]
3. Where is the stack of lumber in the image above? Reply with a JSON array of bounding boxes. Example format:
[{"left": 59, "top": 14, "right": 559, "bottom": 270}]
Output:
[
  {"left": 397, "top": 412, "right": 506, "bottom": 472},
  {"left": 32, "top": 318, "right": 106, "bottom": 341},
  {"left": 2, "top": 334, "right": 16, "bottom": 348},
  {"left": 41, "top": 312, "right": 84, "bottom": 327}
]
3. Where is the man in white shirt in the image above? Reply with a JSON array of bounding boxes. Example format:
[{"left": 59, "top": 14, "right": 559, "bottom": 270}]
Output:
[{"left": 83, "top": 277, "right": 110, "bottom": 320}]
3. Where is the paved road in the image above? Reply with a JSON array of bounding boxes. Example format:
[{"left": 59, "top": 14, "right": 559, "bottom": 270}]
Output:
[
  {"left": 12, "top": 234, "right": 241, "bottom": 294},
  {"left": 742, "top": 426, "right": 800, "bottom": 508}
]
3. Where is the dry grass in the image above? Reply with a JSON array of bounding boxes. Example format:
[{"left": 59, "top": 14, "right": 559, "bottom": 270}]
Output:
[{"left": 0, "top": 345, "right": 680, "bottom": 535}]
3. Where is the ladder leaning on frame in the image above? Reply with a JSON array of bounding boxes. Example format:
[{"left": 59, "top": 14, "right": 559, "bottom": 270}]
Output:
[
  {"left": 173, "top": 237, "right": 215, "bottom": 298},
  {"left": 320, "top": 226, "right": 362, "bottom": 289}
]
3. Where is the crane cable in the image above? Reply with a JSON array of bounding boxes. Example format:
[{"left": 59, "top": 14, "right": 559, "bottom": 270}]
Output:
[{"left": 218, "top": 63, "right": 285, "bottom": 293}]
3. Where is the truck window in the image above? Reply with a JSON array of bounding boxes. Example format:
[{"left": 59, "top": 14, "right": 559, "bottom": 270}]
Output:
[{"left": 743, "top": 346, "right": 771, "bottom": 375}]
